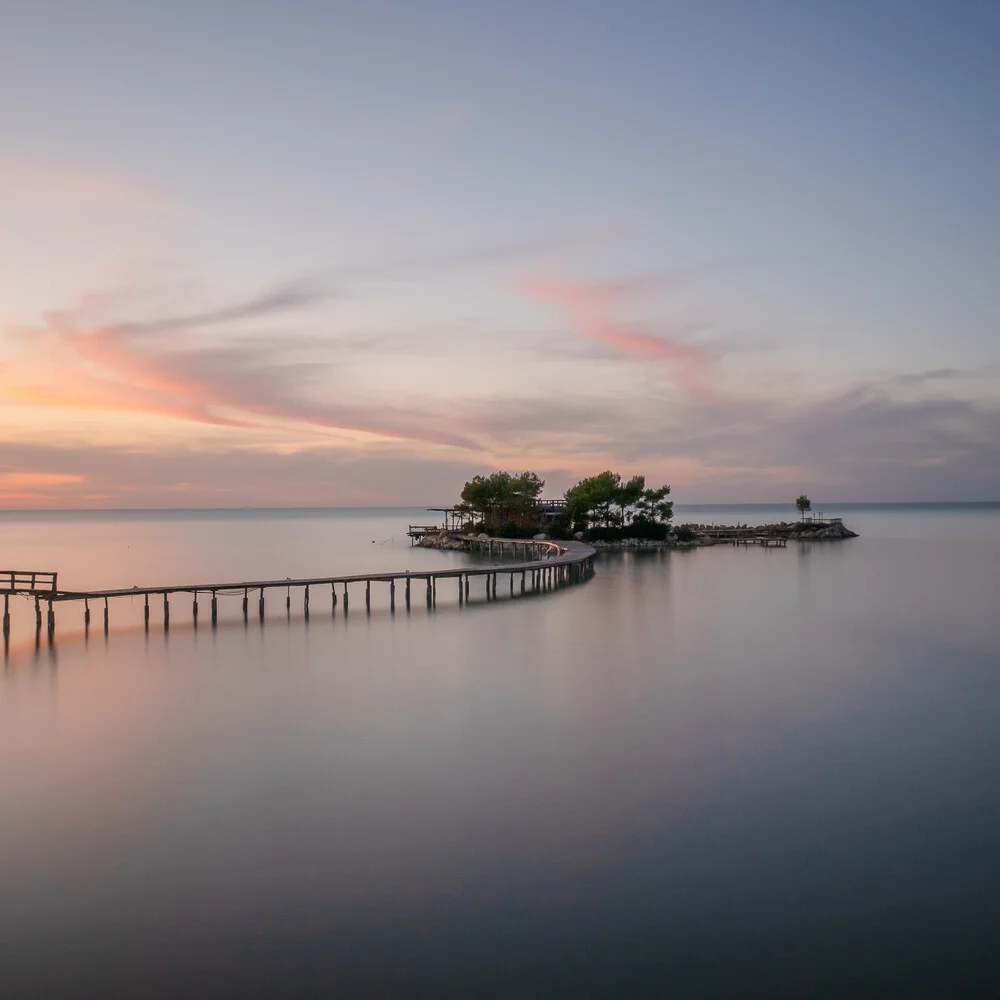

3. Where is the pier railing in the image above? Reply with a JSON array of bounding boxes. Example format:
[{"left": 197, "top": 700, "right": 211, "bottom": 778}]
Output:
[
  {"left": 1, "top": 571, "right": 58, "bottom": 594},
  {"left": 2, "top": 537, "right": 595, "bottom": 643}
]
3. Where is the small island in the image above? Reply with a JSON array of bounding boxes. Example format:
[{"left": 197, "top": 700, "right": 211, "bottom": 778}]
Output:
[{"left": 415, "top": 473, "right": 858, "bottom": 551}]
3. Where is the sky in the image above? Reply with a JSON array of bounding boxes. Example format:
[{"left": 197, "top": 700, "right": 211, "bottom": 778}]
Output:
[{"left": 1, "top": 0, "right": 998, "bottom": 507}]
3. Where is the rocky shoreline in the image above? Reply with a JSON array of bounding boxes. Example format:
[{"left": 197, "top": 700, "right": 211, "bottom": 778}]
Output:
[{"left": 418, "top": 519, "right": 858, "bottom": 553}]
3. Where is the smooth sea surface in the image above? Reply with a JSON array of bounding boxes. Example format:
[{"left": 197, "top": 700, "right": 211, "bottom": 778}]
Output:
[{"left": 1, "top": 503, "right": 998, "bottom": 997}]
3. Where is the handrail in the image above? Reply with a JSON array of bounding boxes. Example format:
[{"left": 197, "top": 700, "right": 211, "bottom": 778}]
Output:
[
  {"left": 1, "top": 571, "right": 58, "bottom": 593},
  {"left": 44, "top": 537, "right": 592, "bottom": 602}
]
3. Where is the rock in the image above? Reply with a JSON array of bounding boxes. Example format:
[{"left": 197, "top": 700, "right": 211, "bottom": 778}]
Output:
[
  {"left": 533, "top": 533, "right": 548, "bottom": 540},
  {"left": 478, "top": 533, "right": 489, "bottom": 540}
]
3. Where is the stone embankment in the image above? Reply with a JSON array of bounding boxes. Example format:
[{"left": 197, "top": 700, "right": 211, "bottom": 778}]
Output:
[
  {"left": 417, "top": 531, "right": 472, "bottom": 551},
  {"left": 418, "top": 520, "right": 857, "bottom": 554},
  {"left": 676, "top": 519, "right": 859, "bottom": 546}
]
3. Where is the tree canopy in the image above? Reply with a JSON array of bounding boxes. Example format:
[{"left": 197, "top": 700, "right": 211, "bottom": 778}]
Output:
[
  {"left": 460, "top": 471, "right": 545, "bottom": 528},
  {"left": 795, "top": 494, "right": 812, "bottom": 519},
  {"left": 565, "top": 471, "right": 672, "bottom": 528}
]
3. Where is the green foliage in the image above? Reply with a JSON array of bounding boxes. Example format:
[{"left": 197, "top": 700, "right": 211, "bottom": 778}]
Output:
[
  {"left": 565, "top": 470, "right": 621, "bottom": 527},
  {"left": 460, "top": 471, "right": 545, "bottom": 529},
  {"left": 673, "top": 524, "right": 696, "bottom": 543},
  {"left": 495, "top": 522, "right": 539, "bottom": 539},
  {"left": 565, "top": 471, "right": 672, "bottom": 528},
  {"left": 795, "top": 494, "right": 812, "bottom": 519},
  {"left": 584, "top": 521, "right": 671, "bottom": 542}
]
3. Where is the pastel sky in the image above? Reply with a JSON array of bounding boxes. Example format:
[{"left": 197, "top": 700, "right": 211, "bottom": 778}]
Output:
[{"left": 1, "top": 0, "right": 998, "bottom": 507}]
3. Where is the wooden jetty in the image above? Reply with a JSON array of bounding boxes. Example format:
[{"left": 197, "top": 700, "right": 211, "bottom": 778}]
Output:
[
  {"left": 1, "top": 538, "right": 596, "bottom": 644},
  {"left": 697, "top": 528, "right": 788, "bottom": 547}
]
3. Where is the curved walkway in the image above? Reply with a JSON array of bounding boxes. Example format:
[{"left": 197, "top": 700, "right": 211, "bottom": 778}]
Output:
[{"left": 3, "top": 536, "right": 597, "bottom": 639}]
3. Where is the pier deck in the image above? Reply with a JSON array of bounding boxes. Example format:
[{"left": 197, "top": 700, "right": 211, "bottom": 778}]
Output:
[{"left": 2, "top": 537, "right": 596, "bottom": 644}]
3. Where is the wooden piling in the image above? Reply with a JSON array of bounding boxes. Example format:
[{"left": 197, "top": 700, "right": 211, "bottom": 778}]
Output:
[
  {"left": 84, "top": 598, "right": 90, "bottom": 630},
  {"left": 243, "top": 589, "right": 249, "bottom": 622},
  {"left": 0, "top": 535, "right": 596, "bottom": 640}
]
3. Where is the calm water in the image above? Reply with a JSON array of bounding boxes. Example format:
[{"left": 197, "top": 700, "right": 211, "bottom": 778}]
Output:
[{"left": 2, "top": 505, "right": 999, "bottom": 997}]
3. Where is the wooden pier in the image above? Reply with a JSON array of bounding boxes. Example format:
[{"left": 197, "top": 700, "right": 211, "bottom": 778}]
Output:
[
  {"left": 697, "top": 528, "right": 787, "bottom": 547},
  {"left": 1, "top": 538, "right": 596, "bottom": 645}
]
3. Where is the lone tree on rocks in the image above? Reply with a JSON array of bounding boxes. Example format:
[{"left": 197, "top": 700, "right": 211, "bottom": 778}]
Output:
[{"left": 795, "top": 494, "right": 812, "bottom": 520}]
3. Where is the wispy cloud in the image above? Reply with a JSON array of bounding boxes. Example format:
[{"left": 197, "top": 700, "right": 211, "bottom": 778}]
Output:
[
  {"left": 3, "top": 283, "right": 479, "bottom": 450},
  {"left": 524, "top": 274, "right": 725, "bottom": 400},
  {"left": 0, "top": 441, "right": 485, "bottom": 508}
]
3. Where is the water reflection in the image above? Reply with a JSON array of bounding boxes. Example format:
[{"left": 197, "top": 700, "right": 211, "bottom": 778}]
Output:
[{"left": 0, "top": 508, "right": 998, "bottom": 996}]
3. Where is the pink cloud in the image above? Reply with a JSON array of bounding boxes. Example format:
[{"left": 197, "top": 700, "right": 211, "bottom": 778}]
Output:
[
  {"left": 2, "top": 288, "right": 479, "bottom": 450},
  {"left": 524, "top": 275, "right": 723, "bottom": 401}
]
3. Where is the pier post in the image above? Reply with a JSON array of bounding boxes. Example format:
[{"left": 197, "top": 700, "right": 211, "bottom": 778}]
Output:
[
  {"left": 464, "top": 575, "right": 470, "bottom": 601},
  {"left": 343, "top": 586, "right": 349, "bottom": 613},
  {"left": 510, "top": 573, "right": 514, "bottom": 596},
  {"left": 144, "top": 594, "right": 150, "bottom": 630},
  {"left": 304, "top": 585, "right": 310, "bottom": 620},
  {"left": 34, "top": 596, "right": 41, "bottom": 632},
  {"left": 192, "top": 593, "right": 199, "bottom": 625},
  {"left": 84, "top": 598, "right": 90, "bottom": 630},
  {"left": 432, "top": 576, "right": 437, "bottom": 605},
  {"left": 492, "top": 572, "right": 497, "bottom": 598},
  {"left": 366, "top": 580, "right": 371, "bottom": 612},
  {"left": 286, "top": 587, "right": 291, "bottom": 615},
  {"left": 211, "top": 592, "right": 218, "bottom": 627},
  {"left": 243, "top": 589, "right": 249, "bottom": 623},
  {"left": 259, "top": 592, "right": 265, "bottom": 623},
  {"left": 104, "top": 598, "right": 109, "bottom": 634},
  {"left": 405, "top": 576, "right": 411, "bottom": 610},
  {"left": 458, "top": 575, "right": 463, "bottom": 604},
  {"left": 390, "top": 580, "right": 395, "bottom": 612},
  {"left": 47, "top": 600, "right": 55, "bottom": 639},
  {"left": 332, "top": 583, "right": 337, "bottom": 614},
  {"left": 521, "top": 571, "right": 525, "bottom": 593},
  {"left": 163, "top": 594, "right": 170, "bottom": 630},
  {"left": 426, "top": 577, "right": 432, "bottom": 608},
  {"left": 3, "top": 594, "right": 9, "bottom": 640}
]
